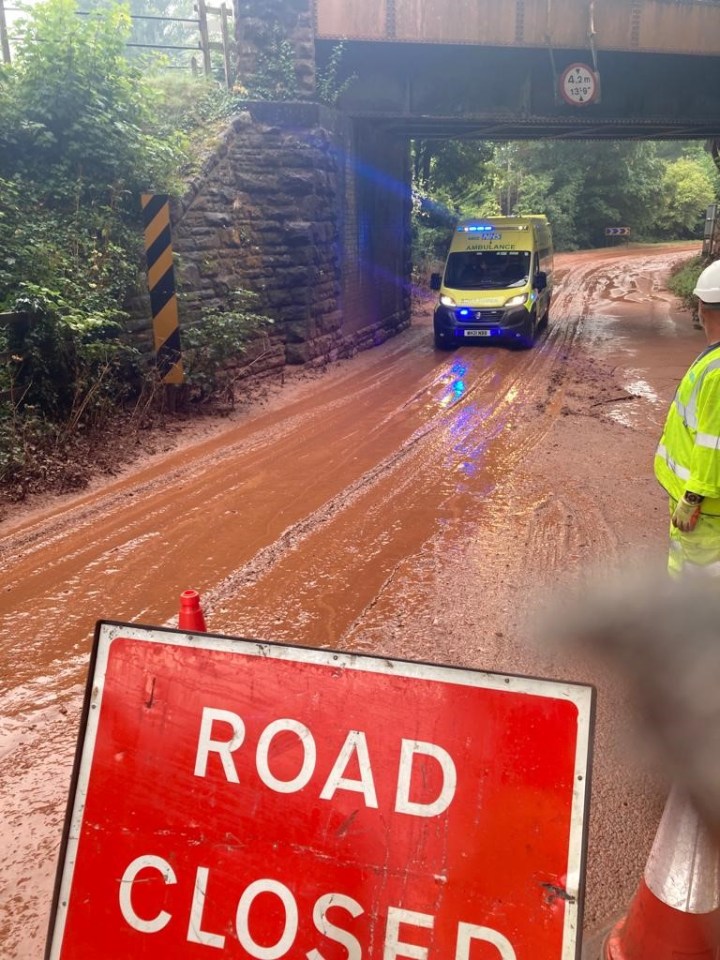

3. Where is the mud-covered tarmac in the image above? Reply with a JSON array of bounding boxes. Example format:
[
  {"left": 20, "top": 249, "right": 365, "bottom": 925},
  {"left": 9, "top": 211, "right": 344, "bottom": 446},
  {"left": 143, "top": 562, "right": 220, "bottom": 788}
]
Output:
[{"left": 0, "top": 244, "right": 702, "bottom": 956}]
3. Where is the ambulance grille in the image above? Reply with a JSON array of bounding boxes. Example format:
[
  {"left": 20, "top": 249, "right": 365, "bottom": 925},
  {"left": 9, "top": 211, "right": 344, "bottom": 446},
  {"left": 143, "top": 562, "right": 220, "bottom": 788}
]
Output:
[{"left": 458, "top": 309, "right": 505, "bottom": 323}]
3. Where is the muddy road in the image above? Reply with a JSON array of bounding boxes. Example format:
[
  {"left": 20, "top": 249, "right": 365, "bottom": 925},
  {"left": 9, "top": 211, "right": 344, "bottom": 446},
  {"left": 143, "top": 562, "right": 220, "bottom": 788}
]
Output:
[{"left": 0, "top": 244, "right": 703, "bottom": 957}]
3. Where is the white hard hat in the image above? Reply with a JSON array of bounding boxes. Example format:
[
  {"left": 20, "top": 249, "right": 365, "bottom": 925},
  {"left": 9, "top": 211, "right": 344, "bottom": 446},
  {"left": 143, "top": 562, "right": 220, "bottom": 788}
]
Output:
[{"left": 693, "top": 260, "right": 720, "bottom": 304}]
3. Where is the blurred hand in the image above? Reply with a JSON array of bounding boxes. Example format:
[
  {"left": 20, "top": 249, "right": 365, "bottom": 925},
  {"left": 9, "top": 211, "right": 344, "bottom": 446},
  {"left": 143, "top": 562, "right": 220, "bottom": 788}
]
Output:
[
  {"left": 672, "top": 495, "right": 701, "bottom": 532},
  {"left": 539, "top": 567, "right": 720, "bottom": 842}
]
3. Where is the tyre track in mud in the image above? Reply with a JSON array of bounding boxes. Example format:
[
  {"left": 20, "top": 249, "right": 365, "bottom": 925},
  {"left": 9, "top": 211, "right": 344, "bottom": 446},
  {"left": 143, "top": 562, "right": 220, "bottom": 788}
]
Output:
[
  {"left": 327, "top": 249, "right": 692, "bottom": 936},
  {"left": 205, "top": 255, "right": 633, "bottom": 651},
  {"left": 206, "top": 317, "right": 585, "bottom": 645},
  {"left": 0, "top": 303, "right": 588, "bottom": 959},
  {"left": 346, "top": 260, "right": 622, "bottom": 656},
  {"left": 0, "top": 246, "right": 698, "bottom": 957}
]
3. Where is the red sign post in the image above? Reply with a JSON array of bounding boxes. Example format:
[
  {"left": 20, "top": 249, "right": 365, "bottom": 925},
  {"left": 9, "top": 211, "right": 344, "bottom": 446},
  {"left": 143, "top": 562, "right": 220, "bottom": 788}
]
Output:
[{"left": 46, "top": 622, "right": 594, "bottom": 959}]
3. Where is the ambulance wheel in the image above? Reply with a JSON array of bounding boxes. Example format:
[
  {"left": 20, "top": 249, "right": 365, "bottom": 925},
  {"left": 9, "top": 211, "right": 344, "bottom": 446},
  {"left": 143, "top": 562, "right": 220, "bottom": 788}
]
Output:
[{"left": 516, "top": 315, "right": 537, "bottom": 350}]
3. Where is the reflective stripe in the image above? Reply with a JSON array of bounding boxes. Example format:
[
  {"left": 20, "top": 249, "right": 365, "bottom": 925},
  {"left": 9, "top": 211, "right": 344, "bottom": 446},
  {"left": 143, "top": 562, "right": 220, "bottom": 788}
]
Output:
[
  {"left": 656, "top": 442, "right": 691, "bottom": 481},
  {"left": 684, "top": 559, "right": 720, "bottom": 578},
  {"left": 680, "top": 357, "right": 720, "bottom": 429},
  {"left": 668, "top": 541, "right": 720, "bottom": 579},
  {"left": 696, "top": 431, "right": 720, "bottom": 450},
  {"left": 674, "top": 397, "right": 690, "bottom": 423},
  {"left": 645, "top": 786, "right": 720, "bottom": 911}
]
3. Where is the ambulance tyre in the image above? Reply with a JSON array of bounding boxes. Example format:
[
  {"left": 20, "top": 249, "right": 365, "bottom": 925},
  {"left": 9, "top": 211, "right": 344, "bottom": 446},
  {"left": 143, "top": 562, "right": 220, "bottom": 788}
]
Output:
[{"left": 516, "top": 314, "right": 537, "bottom": 350}]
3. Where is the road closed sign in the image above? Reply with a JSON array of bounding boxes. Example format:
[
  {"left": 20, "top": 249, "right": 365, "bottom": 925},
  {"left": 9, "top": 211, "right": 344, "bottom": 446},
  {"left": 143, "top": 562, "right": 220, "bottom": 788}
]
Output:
[{"left": 46, "top": 622, "right": 594, "bottom": 960}]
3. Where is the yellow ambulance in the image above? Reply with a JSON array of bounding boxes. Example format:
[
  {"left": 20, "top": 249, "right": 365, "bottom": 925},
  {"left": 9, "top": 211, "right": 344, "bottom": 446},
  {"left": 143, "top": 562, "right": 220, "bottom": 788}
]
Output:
[{"left": 430, "top": 216, "right": 553, "bottom": 349}]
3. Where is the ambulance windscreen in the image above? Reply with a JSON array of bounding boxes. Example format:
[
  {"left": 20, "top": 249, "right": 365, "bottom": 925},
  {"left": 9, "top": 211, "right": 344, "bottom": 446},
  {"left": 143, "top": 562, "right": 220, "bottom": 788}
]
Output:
[{"left": 445, "top": 251, "right": 531, "bottom": 290}]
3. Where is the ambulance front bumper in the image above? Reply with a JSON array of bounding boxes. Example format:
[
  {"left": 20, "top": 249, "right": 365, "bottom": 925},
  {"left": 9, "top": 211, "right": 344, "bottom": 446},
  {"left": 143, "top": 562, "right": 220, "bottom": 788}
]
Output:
[{"left": 433, "top": 304, "right": 532, "bottom": 343}]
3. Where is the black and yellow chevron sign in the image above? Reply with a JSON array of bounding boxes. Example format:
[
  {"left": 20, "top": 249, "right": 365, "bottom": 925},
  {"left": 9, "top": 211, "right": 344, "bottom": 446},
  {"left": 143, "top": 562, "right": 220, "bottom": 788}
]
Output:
[{"left": 141, "top": 193, "right": 184, "bottom": 384}]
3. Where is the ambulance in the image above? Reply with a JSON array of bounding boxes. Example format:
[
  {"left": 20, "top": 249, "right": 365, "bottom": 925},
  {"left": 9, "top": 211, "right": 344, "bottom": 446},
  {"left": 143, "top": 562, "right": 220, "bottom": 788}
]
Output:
[{"left": 430, "top": 216, "right": 553, "bottom": 349}]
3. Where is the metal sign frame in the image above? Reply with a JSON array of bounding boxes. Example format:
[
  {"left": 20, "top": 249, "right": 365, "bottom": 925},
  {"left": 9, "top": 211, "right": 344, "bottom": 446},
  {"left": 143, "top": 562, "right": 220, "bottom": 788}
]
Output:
[{"left": 46, "top": 621, "right": 595, "bottom": 960}]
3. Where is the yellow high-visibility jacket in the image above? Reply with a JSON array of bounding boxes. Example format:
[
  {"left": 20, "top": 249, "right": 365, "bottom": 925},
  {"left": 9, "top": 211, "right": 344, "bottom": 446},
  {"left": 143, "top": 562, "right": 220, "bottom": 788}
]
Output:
[{"left": 655, "top": 341, "right": 720, "bottom": 515}]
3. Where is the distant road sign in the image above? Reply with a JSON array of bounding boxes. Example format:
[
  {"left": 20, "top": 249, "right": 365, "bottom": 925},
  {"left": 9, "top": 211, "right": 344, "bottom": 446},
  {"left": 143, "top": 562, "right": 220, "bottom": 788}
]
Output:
[
  {"left": 560, "top": 63, "right": 599, "bottom": 106},
  {"left": 605, "top": 227, "right": 631, "bottom": 236},
  {"left": 46, "top": 622, "right": 594, "bottom": 960}
]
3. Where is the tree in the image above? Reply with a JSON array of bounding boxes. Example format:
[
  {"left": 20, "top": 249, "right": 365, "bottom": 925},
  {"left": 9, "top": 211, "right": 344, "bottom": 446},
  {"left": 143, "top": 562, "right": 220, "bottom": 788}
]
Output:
[
  {"left": 411, "top": 139, "right": 495, "bottom": 273},
  {"left": 0, "top": 0, "right": 183, "bottom": 210},
  {"left": 661, "top": 157, "right": 717, "bottom": 238},
  {"left": 0, "top": 0, "right": 187, "bottom": 424},
  {"left": 504, "top": 140, "right": 665, "bottom": 247}
]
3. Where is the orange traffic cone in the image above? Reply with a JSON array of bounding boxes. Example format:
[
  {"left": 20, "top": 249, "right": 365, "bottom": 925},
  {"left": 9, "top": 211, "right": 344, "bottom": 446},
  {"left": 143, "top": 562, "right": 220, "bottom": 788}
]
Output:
[
  {"left": 178, "top": 589, "right": 207, "bottom": 632},
  {"left": 603, "top": 787, "right": 720, "bottom": 959}
]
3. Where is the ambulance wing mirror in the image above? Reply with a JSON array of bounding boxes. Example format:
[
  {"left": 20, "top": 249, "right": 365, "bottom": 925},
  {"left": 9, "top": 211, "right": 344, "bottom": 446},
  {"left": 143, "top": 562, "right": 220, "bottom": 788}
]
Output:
[
  {"left": 535, "top": 271, "right": 547, "bottom": 291},
  {"left": 430, "top": 273, "right": 442, "bottom": 290}
]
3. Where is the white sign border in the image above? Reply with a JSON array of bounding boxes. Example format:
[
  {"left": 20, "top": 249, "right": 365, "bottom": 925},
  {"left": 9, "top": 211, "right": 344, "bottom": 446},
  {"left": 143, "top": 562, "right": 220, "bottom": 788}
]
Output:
[{"left": 47, "top": 620, "right": 595, "bottom": 960}]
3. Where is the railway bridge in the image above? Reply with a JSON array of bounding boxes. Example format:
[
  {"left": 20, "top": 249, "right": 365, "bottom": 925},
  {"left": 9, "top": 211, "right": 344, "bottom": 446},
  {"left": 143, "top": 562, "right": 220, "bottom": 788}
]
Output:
[
  {"left": 245, "top": 0, "right": 720, "bottom": 139},
  {"left": 171, "top": 1, "right": 720, "bottom": 367}
]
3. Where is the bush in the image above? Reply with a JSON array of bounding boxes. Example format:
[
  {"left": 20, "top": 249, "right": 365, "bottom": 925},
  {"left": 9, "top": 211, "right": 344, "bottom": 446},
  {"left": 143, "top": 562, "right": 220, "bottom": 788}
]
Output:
[
  {"left": 0, "top": 0, "right": 273, "bottom": 500},
  {"left": 180, "top": 291, "right": 274, "bottom": 403},
  {"left": 667, "top": 254, "right": 708, "bottom": 310},
  {"left": 411, "top": 190, "right": 457, "bottom": 285}
]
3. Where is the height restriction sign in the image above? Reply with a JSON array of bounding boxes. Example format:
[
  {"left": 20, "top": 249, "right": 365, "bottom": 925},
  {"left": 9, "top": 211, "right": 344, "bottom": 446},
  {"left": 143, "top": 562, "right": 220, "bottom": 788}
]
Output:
[
  {"left": 46, "top": 622, "right": 594, "bottom": 960},
  {"left": 559, "top": 63, "right": 599, "bottom": 106}
]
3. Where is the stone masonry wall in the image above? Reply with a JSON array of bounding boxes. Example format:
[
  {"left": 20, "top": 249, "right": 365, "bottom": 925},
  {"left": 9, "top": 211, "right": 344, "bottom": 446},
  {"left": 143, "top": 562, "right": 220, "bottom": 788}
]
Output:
[
  {"left": 170, "top": 101, "right": 411, "bottom": 371},
  {"left": 235, "top": 0, "right": 315, "bottom": 99}
]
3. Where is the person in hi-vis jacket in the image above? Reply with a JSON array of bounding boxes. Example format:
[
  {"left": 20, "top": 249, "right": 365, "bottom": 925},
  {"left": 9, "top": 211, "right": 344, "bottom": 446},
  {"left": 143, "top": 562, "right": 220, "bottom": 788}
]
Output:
[{"left": 655, "top": 259, "right": 720, "bottom": 577}]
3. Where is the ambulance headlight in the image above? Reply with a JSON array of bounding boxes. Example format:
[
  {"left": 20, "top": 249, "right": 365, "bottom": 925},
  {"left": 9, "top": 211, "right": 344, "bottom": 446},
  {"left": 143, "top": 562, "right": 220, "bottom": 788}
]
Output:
[
  {"left": 505, "top": 293, "right": 528, "bottom": 307},
  {"left": 440, "top": 295, "right": 457, "bottom": 307}
]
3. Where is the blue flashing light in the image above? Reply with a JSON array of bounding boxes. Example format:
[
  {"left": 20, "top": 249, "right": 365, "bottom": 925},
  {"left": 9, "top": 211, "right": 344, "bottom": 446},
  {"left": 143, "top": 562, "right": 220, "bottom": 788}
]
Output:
[
  {"left": 458, "top": 308, "right": 471, "bottom": 317},
  {"left": 457, "top": 223, "right": 495, "bottom": 233}
]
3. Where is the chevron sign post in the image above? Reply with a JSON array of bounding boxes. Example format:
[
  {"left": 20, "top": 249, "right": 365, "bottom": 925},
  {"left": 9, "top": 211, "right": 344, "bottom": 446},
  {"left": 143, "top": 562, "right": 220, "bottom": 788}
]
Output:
[
  {"left": 142, "top": 194, "right": 184, "bottom": 385},
  {"left": 605, "top": 227, "right": 631, "bottom": 237}
]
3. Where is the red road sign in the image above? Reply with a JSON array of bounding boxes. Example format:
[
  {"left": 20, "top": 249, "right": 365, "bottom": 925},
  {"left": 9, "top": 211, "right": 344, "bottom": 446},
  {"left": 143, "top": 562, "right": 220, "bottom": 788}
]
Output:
[{"left": 46, "top": 622, "right": 594, "bottom": 960}]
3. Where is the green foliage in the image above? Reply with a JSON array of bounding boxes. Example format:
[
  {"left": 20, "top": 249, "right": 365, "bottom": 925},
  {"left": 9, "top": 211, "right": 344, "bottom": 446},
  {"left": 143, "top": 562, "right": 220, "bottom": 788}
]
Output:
[
  {"left": 0, "top": 0, "right": 161, "bottom": 432},
  {"left": 245, "top": 22, "right": 298, "bottom": 101},
  {"left": 660, "top": 158, "right": 716, "bottom": 238},
  {"left": 667, "top": 254, "right": 708, "bottom": 309},
  {"left": 4, "top": 299, "right": 145, "bottom": 420},
  {"left": 412, "top": 137, "right": 720, "bottom": 254},
  {"left": 411, "top": 140, "right": 495, "bottom": 277},
  {"left": 149, "top": 73, "right": 244, "bottom": 134},
  {"left": 0, "top": 0, "right": 185, "bottom": 209},
  {"left": 144, "top": 72, "right": 247, "bottom": 179},
  {"left": 0, "top": 400, "right": 62, "bottom": 495},
  {"left": 496, "top": 141, "right": 666, "bottom": 248},
  {"left": 315, "top": 43, "right": 357, "bottom": 106},
  {"left": 0, "top": 0, "right": 230, "bottom": 497},
  {"left": 180, "top": 291, "right": 274, "bottom": 402},
  {"left": 415, "top": 140, "right": 496, "bottom": 218}
]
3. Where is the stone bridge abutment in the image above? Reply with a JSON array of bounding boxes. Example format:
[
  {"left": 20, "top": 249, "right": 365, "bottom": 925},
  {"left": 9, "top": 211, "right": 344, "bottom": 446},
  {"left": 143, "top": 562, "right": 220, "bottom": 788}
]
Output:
[
  {"left": 170, "top": 99, "right": 411, "bottom": 371},
  {"left": 161, "top": 0, "right": 411, "bottom": 374}
]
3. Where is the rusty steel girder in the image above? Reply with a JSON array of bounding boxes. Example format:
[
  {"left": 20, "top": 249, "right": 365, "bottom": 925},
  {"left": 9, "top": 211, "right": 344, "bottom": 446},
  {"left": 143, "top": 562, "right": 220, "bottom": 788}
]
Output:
[{"left": 314, "top": 0, "right": 720, "bottom": 57}]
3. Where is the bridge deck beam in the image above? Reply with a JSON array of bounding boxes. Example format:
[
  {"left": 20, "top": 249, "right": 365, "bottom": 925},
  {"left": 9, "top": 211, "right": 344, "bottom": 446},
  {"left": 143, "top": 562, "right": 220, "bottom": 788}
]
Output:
[{"left": 315, "top": 0, "right": 720, "bottom": 58}]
